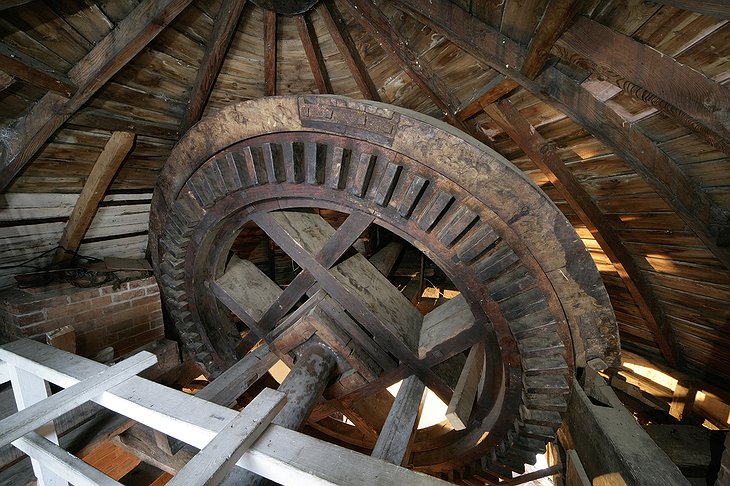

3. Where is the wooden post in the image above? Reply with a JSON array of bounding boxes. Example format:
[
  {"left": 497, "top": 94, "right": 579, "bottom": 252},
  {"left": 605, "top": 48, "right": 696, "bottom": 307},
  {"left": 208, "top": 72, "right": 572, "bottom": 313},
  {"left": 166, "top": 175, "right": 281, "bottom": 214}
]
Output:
[
  {"left": 8, "top": 365, "right": 67, "bottom": 486},
  {"left": 222, "top": 343, "right": 337, "bottom": 485},
  {"left": 53, "top": 131, "right": 135, "bottom": 263},
  {"left": 371, "top": 374, "right": 426, "bottom": 466}
]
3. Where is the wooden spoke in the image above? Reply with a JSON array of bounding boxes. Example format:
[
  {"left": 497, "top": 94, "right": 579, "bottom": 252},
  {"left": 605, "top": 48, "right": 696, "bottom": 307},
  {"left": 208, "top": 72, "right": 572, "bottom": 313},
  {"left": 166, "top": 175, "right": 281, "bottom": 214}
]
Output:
[{"left": 446, "top": 343, "right": 484, "bottom": 430}]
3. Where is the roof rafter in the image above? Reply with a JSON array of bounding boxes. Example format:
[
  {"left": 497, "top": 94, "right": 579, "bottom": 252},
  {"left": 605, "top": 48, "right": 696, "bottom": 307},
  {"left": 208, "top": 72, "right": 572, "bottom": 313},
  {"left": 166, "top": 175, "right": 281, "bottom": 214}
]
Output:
[
  {"left": 343, "top": 0, "right": 467, "bottom": 131},
  {"left": 0, "top": 42, "right": 76, "bottom": 97},
  {"left": 555, "top": 16, "right": 730, "bottom": 155},
  {"left": 483, "top": 99, "right": 685, "bottom": 367},
  {"left": 264, "top": 9, "right": 277, "bottom": 96},
  {"left": 396, "top": 0, "right": 730, "bottom": 269},
  {"left": 455, "top": 0, "right": 581, "bottom": 121},
  {"left": 0, "top": 0, "right": 195, "bottom": 191},
  {"left": 181, "top": 0, "right": 248, "bottom": 132},
  {"left": 296, "top": 13, "right": 333, "bottom": 94},
  {"left": 316, "top": 0, "right": 380, "bottom": 101}
]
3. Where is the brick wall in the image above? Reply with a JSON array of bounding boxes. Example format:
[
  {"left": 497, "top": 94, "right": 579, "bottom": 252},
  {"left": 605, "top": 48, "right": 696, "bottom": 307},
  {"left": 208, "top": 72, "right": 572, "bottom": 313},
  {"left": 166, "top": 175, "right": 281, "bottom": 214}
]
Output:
[{"left": 0, "top": 277, "right": 164, "bottom": 358}]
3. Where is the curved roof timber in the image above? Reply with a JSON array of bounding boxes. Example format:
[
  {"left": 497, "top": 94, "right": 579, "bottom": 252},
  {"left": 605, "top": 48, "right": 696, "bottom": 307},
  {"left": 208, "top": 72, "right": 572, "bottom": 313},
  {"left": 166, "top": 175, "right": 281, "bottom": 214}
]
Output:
[{"left": 395, "top": 0, "right": 730, "bottom": 271}]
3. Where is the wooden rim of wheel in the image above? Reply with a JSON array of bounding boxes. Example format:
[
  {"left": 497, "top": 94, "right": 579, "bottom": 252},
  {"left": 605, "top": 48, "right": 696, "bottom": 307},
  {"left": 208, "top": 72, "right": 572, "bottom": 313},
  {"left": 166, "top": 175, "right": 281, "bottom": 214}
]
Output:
[{"left": 149, "top": 96, "right": 619, "bottom": 476}]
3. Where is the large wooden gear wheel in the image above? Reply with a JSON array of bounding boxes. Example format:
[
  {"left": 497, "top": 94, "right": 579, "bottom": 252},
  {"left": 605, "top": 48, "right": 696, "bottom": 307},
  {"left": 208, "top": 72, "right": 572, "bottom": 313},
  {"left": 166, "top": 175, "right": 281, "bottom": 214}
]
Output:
[{"left": 149, "top": 96, "right": 620, "bottom": 480}]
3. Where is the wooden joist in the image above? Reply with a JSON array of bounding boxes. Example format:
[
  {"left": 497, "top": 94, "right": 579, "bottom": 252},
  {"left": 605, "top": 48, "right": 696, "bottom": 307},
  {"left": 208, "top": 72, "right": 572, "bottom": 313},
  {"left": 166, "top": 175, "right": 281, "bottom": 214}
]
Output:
[
  {"left": 296, "top": 13, "right": 332, "bottom": 94},
  {"left": 264, "top": 8, "right": 277, "bottom": 97},
  {"left": 0, "top": 42, "right": 76, "bottom": 97},
  {"left": 555, "top": 16, "right": 730, "bottom": 154},
  {"left": 181, "top": 0, "right": 248, "bottom": 132},
  {"left": 317, "top": 0, "right": 380, "bottom": 101},
  {"left": 482, "top": 99, "right": 684, "bottom": 367},
  {"left": 0, "top": 70, "right": 12, "bottom": 91},
  {"left": 54, "top": 131, "right": 136, "bottom": 263},
  {"left": 343, "top": 0, "right": 466, "bottom": 129},
  {"left": 0, "top": 0, "right": 193, "bottom": 191},
  {"left": 394, "top": 0, "right": 730, "bottom": 269}
]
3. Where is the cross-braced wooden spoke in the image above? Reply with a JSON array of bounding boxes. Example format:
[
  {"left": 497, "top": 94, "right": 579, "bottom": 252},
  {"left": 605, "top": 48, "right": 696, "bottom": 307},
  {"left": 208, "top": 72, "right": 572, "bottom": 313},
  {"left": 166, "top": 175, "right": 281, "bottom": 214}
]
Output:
[{"left": 149, "top": 95, "right": 619, "bottom": 479}]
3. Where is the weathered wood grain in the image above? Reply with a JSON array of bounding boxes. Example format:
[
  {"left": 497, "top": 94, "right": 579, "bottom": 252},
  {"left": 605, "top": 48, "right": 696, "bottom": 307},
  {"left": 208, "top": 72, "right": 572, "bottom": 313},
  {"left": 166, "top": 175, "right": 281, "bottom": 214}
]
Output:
[
  {"left": 264, "top": 8, "right": 276, "bottom": 96},
  {"left": 0, "top": 42, "right": 75, "bottom": 96}
]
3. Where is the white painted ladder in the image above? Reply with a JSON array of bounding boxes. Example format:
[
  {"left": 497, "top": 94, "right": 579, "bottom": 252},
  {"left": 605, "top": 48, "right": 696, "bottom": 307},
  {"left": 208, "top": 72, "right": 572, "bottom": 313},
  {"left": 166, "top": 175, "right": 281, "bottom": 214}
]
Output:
[{"left": 0, "top": 339, "right": 448, "bottom": 485}]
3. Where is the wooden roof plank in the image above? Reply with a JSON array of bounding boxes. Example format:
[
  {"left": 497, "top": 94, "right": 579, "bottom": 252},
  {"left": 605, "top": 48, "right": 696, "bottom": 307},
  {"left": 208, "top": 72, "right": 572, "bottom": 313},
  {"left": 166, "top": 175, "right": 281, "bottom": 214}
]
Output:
[
  {"left": 0, "top": 0, "right": 195, "bottom": 191},
  {"left": 343, "top": 0, "right": 467, "bottom": 130},
  {"left": 483, "top": 99, "right": 685, "bottom": 367},
  {"left": 181, "top": 0, "right": 248, "bottom": 132},
  {"left": 316, "top": 0, "right": 380, "bottom": 101},
  {"left": 264, "top": 8, "right": 276, "bottom": 97},
  {"left": 555, "top": 16, "right": 730, "bottom": 154},
  {"left": 395, "top": 0, "right": 730, "bottom": 269},
  {"left": 296, "top": 13, "right": 333, "bottom": 95},
  {"left": 652, "top": 1, "right": 730, "bottom": 19}
]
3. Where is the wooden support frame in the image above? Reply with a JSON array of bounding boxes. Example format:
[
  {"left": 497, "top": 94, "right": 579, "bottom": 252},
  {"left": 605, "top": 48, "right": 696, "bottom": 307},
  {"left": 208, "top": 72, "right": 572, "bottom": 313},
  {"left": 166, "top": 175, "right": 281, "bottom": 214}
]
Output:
[
  {"left": 316, "top": 0, "right": 380, "bottom": 101},
  {"left": 555, "top": 16, "right": 730, "bottom": 154},
  {"left": 394, "top": 0, "right": 730, "bottom": 269},
  {"left": 53, "top": 131, "right": 135, "bottom": 263},
  {"left": 520, "top": 0, "right": 582, "bottom": 79},
  {"left": 181, "top": 0, "right": 248, "bottom": 132},
  {"left": 296, "top": 13, "right": 333, "bottom": 94},
  {"left": 0, "top": 0, "right": 193, "bottom": 191},
  {"left": 0, "top": 339, "right": 449, "bottom": 486},
  {"left": 264, "top": 9, "right": 277, "bottom": 97},
  {"left": 445, "top": 343, "right": 484, "bottom": 429},
  {"left": 482, "top": 99, "right": 684, "bottom": 367}
]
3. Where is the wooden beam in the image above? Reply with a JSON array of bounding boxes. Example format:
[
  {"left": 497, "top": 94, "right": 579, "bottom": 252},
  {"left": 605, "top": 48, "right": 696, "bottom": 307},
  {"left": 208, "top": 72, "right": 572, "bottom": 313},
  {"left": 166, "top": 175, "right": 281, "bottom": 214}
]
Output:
[
  {"left": 54, "top": 131, "right": 135, "bottom": 263},
  {"left": 500, "top": 464, "right": 564, "bottom": 486},
  {"left": 394, "top": 0, "right": 730, "bottom": 269},
  {"left": 0, "top": 43, "right": 76, "bottom": 96},
  {"left": 0, "top": 0, "right": 193, "bottom": 191},
  {"left": 456, "top": 75, "right": 519, "bottom": 121},
  {"left": 521, "top": 0, "right": 582, "bottom": 79},
  {"left": 343, "top": 0, "right": 467, "bottom": 130},
  {"left": 166, "top": 388, "right": 286, "bottom": 486},
  {"left": 555, "top": 16, "right": 730, "bottom": 154},
  {"left": 264, "top": 9, "right": 277, "bottom": 97},
  {"left": 316, "top": 0, "right": 380, "bottom": 101},
  {"left": 445, "top": 343, "right": 484, "bottom": 430},
  {"left": 371, "top": 375, "right": 426, "bottom": 466},
  {"left": 482, "top": 99, "right": 684, "bottom": 367},
  {"left": 296, "top": 14, "right": 333, "bottom": 94},
  {"left": 181, "top": 0, "right": 247, "bottom": 132},
  {"left": 652, "top": 0, "right": 730, "bottom": 19}
]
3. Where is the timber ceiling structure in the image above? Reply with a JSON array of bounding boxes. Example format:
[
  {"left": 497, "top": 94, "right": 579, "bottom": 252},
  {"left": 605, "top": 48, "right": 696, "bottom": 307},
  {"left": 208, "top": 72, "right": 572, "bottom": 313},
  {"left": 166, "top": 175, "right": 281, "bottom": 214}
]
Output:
[{"left": 0, "top": 0, "right": 729, "bottom": 449}]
